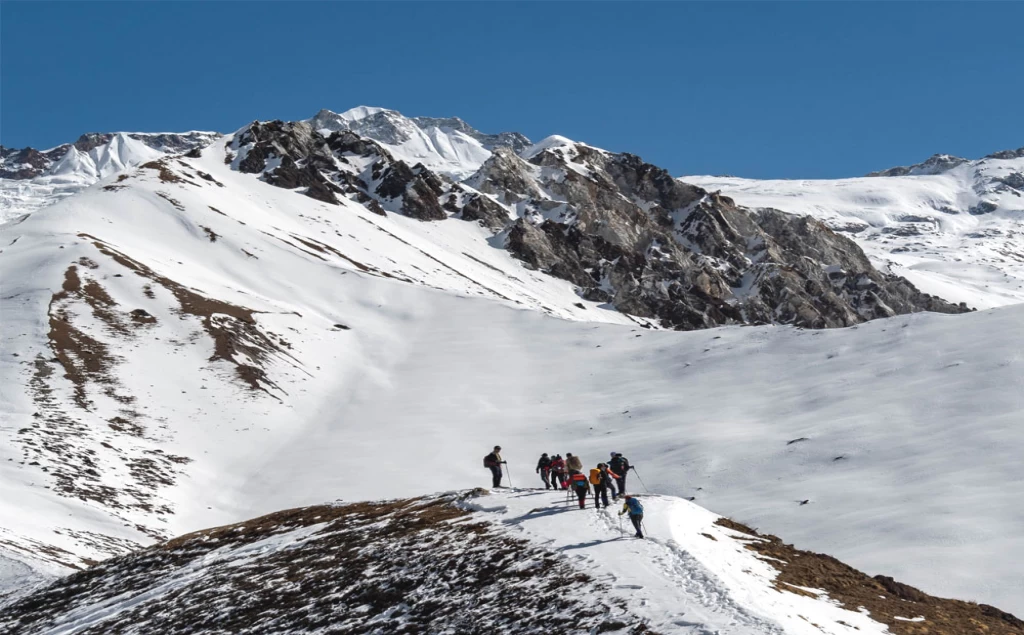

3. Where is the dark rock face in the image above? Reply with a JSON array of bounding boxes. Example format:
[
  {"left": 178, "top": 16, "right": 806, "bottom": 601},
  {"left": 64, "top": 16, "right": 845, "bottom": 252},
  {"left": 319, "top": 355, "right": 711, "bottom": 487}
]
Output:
[
  {"left": 984, "top": 147, "right": 1024, "bottom": 160},
  {"left": 461, "top": 193, "right": 510, "bottom": 229},
  {"left": 968, "top": 201, "right": 998, "bottom": 215},
  {"left": 226, "top": 119, "right": 968, "bottom": 330},
  {"left": 0, "top": 146, "right": 57, "bottom": 178},
  {"left": 231, "top": 120, "right": 460, "bottom": 220},
  {"left": 867, "top": 153, "right": 968, "bottom": 177},
  {"left": 486, "top": 141, "right": 969, "bottom": 330},
  {"left": 998, "top": 172, "right": 1024, "bottom": 190},
  {"left": 233, "top": 120, "right": 340, "bottom": 204}
]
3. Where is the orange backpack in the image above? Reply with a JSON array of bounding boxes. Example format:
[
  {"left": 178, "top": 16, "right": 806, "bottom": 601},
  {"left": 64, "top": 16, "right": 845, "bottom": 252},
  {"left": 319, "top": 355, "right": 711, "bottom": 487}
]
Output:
[{"left": 589, "top": 468, "right": 602, "bottom": 485}]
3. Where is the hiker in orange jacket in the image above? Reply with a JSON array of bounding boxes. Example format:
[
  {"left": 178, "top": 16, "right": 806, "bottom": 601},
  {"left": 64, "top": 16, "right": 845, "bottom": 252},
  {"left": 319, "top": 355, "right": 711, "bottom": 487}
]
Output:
[{"left": 590, "top": 463, "right": 618, "bottom": 509}]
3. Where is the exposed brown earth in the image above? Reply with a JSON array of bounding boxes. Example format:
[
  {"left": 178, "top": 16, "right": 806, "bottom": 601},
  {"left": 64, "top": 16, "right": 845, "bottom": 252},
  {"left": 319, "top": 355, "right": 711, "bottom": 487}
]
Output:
[
  {"left": 81, "top": 234, "right": 288, "bottom": 392},
  {"left": 715, "top": 518, "right": 1024, "bottom": 634}
]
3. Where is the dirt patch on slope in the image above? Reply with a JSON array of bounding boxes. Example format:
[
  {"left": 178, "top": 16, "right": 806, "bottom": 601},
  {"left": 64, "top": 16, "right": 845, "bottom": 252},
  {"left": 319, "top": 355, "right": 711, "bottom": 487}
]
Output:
[
  {"left": 141, "top": 160, "right": 198, "bottom": 186},
  {"left": 80, "top": 234, "right": 288, "bottom": 392},
  {"left": 715, "top": 518, "right": 1024, "bottom": 634},
  {"left": 47, "top": 266, "right": 119, "bottom": 409}
]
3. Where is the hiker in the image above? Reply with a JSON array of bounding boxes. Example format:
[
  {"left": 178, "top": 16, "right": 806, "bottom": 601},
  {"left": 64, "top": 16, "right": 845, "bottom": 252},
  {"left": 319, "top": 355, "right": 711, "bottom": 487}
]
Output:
[
  {"left": 609, "top": 452, "right": 630, "bottom": 496},
  {"left": 484, "top": 446, "right": 504, "bottom": 488},
  {"left": 570, "top": 471, "right": 591, "bottom": 509},
  {"left": 549, "top": 454, "right": 568, "bottom": 489},
  {"left": 566, "top": 452, "right": 583, "bottom": 475},
  {"left": 590, "top": 463, "right": 618, "bottom": 509},
  {"left": 619, "top": 494, "right": 644, "bottom": 538},
  {"left": 536, "top": 453, "right": 553, "bottom": 489}
]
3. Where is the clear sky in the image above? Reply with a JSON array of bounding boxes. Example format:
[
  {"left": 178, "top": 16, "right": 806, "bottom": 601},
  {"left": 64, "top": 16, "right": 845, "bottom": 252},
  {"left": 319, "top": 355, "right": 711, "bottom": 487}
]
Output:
[{"left": 2, "top": 1, "right": 1021, "bottom": 179}]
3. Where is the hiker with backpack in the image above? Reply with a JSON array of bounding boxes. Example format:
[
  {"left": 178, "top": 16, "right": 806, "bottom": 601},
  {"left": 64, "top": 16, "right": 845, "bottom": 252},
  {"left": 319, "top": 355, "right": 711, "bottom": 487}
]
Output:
[
  {"left": 484, "top": 446, "right": 505, "bottom": 488},
  {"left": 609, "top": 452, "right": 631, "bottom": 497},
  {"left": 536, "top": 453, "right": 553, "bottom": 490},
  {"left": 589, "top": 463, "right": 619, "bottom": 509},
  {"left": 619, "top": 494, "right": 645, "bottom": 538},
  {"left": 549, "top": 454, "right": 568, "bottom": 489},
  {"left": 566, "top": 452, "right": 583, "bottom": 475},
  {"left": 569, "top": 471, "right": 591, "bottom": 509}
]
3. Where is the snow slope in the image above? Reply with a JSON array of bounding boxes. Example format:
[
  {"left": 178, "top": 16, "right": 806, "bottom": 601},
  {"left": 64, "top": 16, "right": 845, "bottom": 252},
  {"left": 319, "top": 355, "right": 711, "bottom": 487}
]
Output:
[
  {"left": 685, "top": 152, "right": 1024, "bottom": 309},
  {"left": 1, "top": 130, "right": 1022, "bottom": 617}
]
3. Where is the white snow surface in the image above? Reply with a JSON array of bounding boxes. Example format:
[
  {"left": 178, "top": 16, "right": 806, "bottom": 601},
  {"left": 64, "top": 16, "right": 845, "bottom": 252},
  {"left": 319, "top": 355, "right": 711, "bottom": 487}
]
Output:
[
  {"left": 0, "top": 133, "right": 1022, "bottom": 618},
  {"left": 684, "top": 155, "right": 1024, "bottom": 309},
  {"left": 469, "top": 490, "right": 889, "bottom": 635}
]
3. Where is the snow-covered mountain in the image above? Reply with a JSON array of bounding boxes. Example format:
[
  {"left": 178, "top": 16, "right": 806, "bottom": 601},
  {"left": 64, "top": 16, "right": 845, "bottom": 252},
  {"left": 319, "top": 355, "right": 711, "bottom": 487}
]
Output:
[
  {"left": 685, "top": 147, "right": 1024, "bottom": 309},
  {"left": 0, "top": 131, "right": 218, "bottom": 222},
  {"left": 1, "top": 108, "right": 1023, "bottom": 625},
  {"left": 308, "top": 106, "right": 530, "bottom": 179},
  {"left": 7, "top": 490, "right": 1020, "bottom": 635}
]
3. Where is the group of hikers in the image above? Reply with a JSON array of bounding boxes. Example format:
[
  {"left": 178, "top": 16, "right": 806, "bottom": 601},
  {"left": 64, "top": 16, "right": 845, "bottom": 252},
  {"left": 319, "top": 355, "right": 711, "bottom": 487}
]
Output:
[{"left": 483, "top": 445, "right": 646, "bottom": 538}]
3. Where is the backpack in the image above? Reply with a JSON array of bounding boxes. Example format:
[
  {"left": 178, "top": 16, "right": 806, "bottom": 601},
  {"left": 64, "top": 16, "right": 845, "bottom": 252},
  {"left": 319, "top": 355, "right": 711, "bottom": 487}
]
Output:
[
  {"left": 589, "top": 468, "right": 602, "bottom": 485},
  {"left": 610, "top": 456, "right": 629, "bottom": 474},
  {"left": 626, "top": 497, "right": 643, "bottom": 515},
  {"left": 571, "top": 474, "right": 589, "bottom": 490}
]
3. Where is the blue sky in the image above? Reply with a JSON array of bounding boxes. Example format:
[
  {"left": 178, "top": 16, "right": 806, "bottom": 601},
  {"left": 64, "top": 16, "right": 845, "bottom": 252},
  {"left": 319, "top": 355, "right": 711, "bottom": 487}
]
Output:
[{"left": 2, "top": 2, "right": 1021, "bottom": 179}]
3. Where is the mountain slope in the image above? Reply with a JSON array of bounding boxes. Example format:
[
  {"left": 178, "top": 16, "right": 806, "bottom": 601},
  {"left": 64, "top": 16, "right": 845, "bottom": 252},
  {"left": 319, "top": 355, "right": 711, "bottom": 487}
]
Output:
[
  {"left": 230, "top": 115, "right": 966, "bottom": 330},
  {"left": 8, "top": 490, "right": 1019, "bottom": 635},
  {"left": 685, "top": 148, "right": 1024, "bottom": 309},
  {"left": 1, "top": 113, "right": 1021, "bottom": 615}
]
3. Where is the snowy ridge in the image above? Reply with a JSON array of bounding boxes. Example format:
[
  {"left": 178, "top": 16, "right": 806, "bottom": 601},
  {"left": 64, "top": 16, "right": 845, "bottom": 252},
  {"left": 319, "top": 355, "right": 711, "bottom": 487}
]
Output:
[
  {"left": 6, "top": 490, "right": 1021, "bottom": 634},
  {"left": 685, "top": 150, "right": 1024, "bottom": 309},
  {"left": 309, "top": 106, "right": 529, "bottom": 179},
  {"left": 1, "top": 131, "right": 217, "bottom": 222}
]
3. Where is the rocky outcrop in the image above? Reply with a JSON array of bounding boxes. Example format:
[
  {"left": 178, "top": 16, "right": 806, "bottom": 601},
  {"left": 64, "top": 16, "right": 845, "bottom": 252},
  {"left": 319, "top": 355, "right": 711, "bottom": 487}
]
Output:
[
  {"left": 233, "top": 120, "right": 342, "bottom": 204},
  {"left": 460, "top": 193, "right": 510, "bottom": 229},
  {"left": 984, "top": 147, "right": 1024, "bottom": 160},
  {"left": 867, "top": 153, "right": 968, "bottom": 177},
  {"left": 490, "top": 139, "right": 969, "bottom": 330}
]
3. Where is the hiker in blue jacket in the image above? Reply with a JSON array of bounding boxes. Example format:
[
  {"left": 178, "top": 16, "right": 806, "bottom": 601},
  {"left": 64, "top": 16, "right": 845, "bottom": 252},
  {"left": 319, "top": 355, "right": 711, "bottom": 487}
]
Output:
[{"left": 619, "top": 494, "right": 644, "bottom": 538}]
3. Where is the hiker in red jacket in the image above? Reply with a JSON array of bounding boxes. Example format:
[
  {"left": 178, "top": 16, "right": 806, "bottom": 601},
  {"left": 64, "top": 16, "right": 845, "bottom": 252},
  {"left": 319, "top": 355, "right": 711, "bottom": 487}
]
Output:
[{"left": 549, "top": 454, "right": 568, "bottom": 489}]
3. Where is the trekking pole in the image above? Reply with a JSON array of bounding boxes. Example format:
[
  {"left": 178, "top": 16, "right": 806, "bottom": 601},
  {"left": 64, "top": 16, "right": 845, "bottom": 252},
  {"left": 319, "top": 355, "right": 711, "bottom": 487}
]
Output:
[
  {"left": 503, "top": 461, "right": 512, "bottom": 488},
  {"left": 631, "top": 466, "right": 650, "bottom": 493}
]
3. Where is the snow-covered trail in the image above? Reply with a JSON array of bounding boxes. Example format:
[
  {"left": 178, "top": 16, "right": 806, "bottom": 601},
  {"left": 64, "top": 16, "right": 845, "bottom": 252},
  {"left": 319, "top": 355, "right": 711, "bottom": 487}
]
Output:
[{"left": 470, "top": 489, "right": 888, "bottom": 634}]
